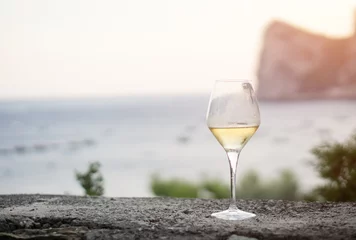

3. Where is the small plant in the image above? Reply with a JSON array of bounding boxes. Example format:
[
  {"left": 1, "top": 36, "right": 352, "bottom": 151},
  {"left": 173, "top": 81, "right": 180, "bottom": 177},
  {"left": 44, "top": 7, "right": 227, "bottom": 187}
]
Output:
[{"left": 75, "top": 161, "right": 104, "bottom": 196}]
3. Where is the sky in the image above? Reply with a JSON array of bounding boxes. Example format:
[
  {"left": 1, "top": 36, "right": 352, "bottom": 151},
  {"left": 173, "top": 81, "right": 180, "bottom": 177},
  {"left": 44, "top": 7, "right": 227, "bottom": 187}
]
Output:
[{"left": 0, "top": 0, "right": 355, "bottom": 100}]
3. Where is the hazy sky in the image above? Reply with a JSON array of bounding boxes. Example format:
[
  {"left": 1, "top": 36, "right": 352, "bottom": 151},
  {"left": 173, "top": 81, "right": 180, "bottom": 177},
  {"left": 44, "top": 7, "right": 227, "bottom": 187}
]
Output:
[{"left": 0, "top": 0, "right": 355, "bottom": 99}]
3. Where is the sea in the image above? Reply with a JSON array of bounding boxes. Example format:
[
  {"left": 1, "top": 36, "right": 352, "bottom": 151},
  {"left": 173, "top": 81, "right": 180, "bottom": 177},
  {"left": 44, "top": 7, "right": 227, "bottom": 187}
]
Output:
[{"left": 0, "top": 94, "right": 355, "bottom": 197}]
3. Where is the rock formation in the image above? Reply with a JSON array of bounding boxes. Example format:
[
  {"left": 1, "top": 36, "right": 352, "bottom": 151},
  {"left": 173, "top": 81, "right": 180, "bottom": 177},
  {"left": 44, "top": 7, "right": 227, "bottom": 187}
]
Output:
[{"left": 257, "top": 14, "right": 356, "bottom": 100}]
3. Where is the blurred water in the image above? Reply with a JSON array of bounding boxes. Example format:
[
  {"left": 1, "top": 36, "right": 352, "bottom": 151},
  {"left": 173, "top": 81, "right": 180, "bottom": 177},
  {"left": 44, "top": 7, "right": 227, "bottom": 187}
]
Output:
[{"left": 0, "top": 95, "right": 355, "bottom": 197}]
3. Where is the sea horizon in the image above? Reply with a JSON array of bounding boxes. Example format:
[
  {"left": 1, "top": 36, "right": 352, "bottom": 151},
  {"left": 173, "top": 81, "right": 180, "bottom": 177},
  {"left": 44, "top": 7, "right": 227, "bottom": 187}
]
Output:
[{"left": 0, "top": 95, "right": 355, "bottom": 197}]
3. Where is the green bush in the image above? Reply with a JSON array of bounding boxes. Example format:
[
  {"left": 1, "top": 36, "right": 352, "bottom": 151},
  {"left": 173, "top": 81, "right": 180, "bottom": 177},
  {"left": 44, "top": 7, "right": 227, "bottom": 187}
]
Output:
[
  {"left": 151, "top": 132, "right": 356, "bottom": 202},
  {"left": 150, "top": 169, "right": 300, "bottom": 200},
  {"left": 151, "top": 174, "right": 198, "bottom": 198},
  {"left": 305, "top": 133, "right": 356, "bottom": 202},
  {"left": 200, "top": 178, "right": 229, "bottom": 199},
  {"left": 239, "top": 169, "right": 300, "bottom": 200},
  {"left": 75, "top": 161, "right": 104, "bottom": 196}
]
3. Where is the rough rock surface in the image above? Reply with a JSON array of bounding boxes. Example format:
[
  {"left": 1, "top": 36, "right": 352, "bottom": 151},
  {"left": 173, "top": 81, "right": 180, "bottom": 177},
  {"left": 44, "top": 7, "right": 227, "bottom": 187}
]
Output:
[
  {"left": 257, "top": 18, "right": 356, "bottom": 101},
  {"left": 0, "top": 194, "right": 356, "bottom": 240}
]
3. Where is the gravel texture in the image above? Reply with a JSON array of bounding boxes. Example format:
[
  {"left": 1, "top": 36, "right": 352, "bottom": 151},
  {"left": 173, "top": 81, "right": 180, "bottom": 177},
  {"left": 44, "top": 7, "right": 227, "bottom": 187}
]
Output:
[{"left": 0, "top": 194, "right": 355, "bottom": 240}]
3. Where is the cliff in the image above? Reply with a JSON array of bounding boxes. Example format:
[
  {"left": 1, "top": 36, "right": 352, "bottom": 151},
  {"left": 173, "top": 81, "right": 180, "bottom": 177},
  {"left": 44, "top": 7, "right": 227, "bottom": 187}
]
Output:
[
  {"left": 1, "top": 194, "right": 356, "bottom": 239},
  {"left": 257, "top": 20, "right": 356, "bottom": 100}
]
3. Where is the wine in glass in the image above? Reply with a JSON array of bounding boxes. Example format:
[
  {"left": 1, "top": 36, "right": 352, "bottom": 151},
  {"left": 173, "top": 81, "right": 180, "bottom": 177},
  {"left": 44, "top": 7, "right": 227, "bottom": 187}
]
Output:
[{"left": 206, "top": 80, "right": 260, "bottom": 220}]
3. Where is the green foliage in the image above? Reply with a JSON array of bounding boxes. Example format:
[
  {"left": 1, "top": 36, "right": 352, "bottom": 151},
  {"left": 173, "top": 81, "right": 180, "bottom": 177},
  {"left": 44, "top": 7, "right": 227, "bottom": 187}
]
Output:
[
  {"left": 238, "top": 169, "right": 300, "bottom": 200},
  {"left": 150, "top": 169, "right": 300, "bottom": 200},
  {"left": 75, "top": 161, "right": 104, "bottom": 196},
  {"left": 151, "top": 174, "right": 198, "bottom": 198},
  {"left": 201, "top": 178, "right": 229, "bottom": 199},
  {"left": 305, "top": 133, "right": 356, "bottom": 202}
]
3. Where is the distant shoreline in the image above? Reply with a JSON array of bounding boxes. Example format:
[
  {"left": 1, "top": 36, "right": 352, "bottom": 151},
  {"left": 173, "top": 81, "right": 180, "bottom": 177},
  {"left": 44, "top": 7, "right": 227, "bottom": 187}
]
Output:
[{"left": 1, "top": 94, "right": 356, "bottom": 106}]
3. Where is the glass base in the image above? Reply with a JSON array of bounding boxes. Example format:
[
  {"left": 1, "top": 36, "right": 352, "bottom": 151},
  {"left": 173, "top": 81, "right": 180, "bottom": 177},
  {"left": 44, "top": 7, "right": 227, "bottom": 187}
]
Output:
[{"left": 211, "top": 209, "right": 256, "bottom": 220}]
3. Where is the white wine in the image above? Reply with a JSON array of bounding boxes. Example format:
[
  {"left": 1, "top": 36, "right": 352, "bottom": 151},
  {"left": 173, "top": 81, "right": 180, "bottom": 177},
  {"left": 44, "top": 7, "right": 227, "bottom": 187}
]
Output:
[{"left": 209, "top": 126, "right": 259, "bottom": 151}]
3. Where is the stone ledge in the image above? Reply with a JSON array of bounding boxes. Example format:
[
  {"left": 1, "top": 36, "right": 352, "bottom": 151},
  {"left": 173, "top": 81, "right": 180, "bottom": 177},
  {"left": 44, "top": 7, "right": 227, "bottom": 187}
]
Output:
[{"left": 0, "top": 194, "right": 355, "bottom": 240}]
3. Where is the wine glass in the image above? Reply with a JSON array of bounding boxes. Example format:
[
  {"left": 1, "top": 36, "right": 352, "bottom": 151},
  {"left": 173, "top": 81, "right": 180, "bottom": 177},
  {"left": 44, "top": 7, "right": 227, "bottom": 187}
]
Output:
[{"left": 206, "top": 80, "right": 260, "bottom": 220}]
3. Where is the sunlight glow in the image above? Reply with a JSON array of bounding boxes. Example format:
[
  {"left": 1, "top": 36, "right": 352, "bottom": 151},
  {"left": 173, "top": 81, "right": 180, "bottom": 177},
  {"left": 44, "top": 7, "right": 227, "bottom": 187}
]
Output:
[{"left": 0, "top": 0, "right": 355, "bottom": 99}]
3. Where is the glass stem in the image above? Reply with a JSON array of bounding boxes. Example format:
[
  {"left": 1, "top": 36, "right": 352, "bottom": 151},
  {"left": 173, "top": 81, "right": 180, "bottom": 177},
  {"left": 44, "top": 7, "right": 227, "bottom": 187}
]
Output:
[{"left": 227, "top": 150, "right": 240, "bottom": 210}]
